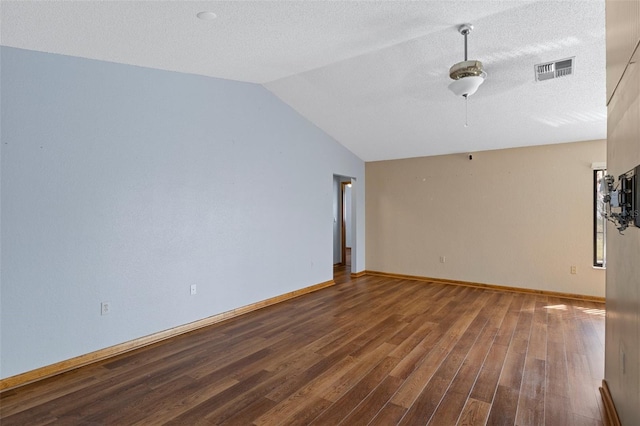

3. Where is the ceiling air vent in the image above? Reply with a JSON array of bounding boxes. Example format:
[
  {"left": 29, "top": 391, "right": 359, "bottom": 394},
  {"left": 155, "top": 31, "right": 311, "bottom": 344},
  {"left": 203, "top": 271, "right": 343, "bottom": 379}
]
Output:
[{"left": 534, "top": 57, "right": 574, "bottom": 81}]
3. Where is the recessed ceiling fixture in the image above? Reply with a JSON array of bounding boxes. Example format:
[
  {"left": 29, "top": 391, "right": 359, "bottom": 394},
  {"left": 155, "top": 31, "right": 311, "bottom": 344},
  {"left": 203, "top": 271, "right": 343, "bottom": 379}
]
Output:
[
  {"left": 448, "top": 24, "right": 487, "bottom": 98},
  {"left": 196, "top": 11, "right": 217, "bottom": 21}
]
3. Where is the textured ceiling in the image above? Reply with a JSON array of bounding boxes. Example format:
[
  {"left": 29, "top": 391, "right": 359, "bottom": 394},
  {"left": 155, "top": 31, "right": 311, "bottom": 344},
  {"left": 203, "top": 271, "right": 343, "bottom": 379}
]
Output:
[{"left": 1, "top": 0, "right": 606, "bottom": 161}]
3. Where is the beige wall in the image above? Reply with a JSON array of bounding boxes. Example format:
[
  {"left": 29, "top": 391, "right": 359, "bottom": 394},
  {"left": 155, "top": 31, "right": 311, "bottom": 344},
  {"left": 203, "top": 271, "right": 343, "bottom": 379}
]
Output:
[
  {"left": 605, "top": 0, "right": 640, "bottom": 423},
  {"left": 366, "top": 140, "right": 606, "bottom": 297},
  {"left": 606, "top": 0, "right": 640, "bottom": 104}
]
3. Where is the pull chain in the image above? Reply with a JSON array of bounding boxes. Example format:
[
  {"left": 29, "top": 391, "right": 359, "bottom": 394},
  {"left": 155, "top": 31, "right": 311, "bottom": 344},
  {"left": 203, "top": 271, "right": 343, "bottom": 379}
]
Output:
[{"left": 464, "top": 95, "right": 469, "bottom": 127}]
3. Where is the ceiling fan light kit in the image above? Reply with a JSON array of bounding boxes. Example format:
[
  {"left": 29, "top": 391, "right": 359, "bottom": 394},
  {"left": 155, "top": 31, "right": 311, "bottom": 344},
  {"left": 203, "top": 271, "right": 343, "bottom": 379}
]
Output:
[
  {"left": 448, "top": 75, "right": 485, "bottom": 97},
  {"left": 448, "top": 24, "right": 486, "bottom": 98}
]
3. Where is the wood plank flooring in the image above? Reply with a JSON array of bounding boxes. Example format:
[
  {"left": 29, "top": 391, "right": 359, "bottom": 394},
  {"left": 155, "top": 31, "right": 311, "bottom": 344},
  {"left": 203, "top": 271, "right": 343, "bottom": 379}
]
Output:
[{"left": 0, "top": 269, "right": 606, "bottom": 425}]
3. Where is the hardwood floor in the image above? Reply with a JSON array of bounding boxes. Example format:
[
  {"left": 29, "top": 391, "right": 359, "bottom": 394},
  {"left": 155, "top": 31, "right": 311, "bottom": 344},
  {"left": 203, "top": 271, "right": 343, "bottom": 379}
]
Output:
[{"left": 0, "top": 270, "right": 605, "bottom": 425}]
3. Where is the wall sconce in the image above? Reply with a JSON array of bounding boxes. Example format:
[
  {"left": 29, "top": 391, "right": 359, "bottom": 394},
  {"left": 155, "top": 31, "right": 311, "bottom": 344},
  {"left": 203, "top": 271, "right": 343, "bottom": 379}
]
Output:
[{"left": 601, "top": 165, "right": 640, "bottom": 233}]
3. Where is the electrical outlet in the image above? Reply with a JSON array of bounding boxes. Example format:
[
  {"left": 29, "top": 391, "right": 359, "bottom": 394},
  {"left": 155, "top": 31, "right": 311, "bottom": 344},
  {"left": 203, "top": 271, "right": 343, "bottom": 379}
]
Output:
[
  {"left": 190, "top": 284, "right": 197, "bottom": 295},
  {"left": 570, "top": 265, "right": 577, "bottom": 274},
  {"left": 440, "top": 256, "right": 446, "bottom": 263},
  {"left": 101, "top": 302, "right": 111, "bottom": 316}
]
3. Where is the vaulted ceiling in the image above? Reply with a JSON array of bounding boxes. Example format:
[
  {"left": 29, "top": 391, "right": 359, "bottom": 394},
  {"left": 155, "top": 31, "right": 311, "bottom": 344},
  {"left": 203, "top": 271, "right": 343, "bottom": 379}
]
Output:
[{"left": 1, "top": 1, "right": 606, "bottom": 161}]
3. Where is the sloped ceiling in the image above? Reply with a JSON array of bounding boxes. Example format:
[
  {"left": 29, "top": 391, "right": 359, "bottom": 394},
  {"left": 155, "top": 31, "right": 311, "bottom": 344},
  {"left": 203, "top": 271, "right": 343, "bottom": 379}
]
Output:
[{"left": 1, "top": 0, "right": 606, "bottom": 161}]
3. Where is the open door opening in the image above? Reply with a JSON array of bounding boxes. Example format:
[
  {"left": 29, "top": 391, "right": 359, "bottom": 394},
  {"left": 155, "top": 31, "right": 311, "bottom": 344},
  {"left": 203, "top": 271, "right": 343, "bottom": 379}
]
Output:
[
  {"left": 333, "top": 175, "right": 355, "bottom": 284},
  {"left": 341, "top": 181, "right": 352, "bottom": 268}
]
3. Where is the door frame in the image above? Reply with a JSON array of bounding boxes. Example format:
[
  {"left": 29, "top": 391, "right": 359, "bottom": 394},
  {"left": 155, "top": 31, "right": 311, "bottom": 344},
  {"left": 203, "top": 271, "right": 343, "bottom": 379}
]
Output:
[{"left": 340, "top": 181, "right": 350, "bottom": 265}]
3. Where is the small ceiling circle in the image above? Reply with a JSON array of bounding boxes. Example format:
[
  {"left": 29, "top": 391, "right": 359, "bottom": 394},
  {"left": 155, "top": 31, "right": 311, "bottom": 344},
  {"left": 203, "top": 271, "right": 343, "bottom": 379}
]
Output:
[{"left": 196, "top": 11, "right": 217, "bottom": 21}]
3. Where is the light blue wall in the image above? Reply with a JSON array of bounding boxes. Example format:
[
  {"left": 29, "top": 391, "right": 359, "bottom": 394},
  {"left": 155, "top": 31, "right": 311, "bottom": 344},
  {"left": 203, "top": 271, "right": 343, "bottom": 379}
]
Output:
[
  {"left": 345, "top": 185, "right": 353, "bottom": 248},
  {"left": 0, "top": 47, "right": 365, "bottom": 379}
]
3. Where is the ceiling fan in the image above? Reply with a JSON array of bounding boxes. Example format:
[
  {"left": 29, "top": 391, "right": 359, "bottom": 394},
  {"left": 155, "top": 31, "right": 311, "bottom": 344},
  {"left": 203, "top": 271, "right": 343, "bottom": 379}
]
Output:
[{"left": 448, "top": 23, "right": 487, "bottom": 98}]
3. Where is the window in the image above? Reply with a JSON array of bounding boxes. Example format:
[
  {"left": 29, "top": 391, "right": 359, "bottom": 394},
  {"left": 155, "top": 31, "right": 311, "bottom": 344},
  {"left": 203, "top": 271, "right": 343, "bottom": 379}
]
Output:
[{"left": 594, "top": 169, "right": 607, "bottom": 267}]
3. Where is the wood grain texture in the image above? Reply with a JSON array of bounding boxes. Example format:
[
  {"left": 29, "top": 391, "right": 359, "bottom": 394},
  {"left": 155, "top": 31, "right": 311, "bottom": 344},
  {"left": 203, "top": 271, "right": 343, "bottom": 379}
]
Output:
[
  {"left": 0, "top": 268, "right": 605, "bottom": 425},
  {"left": 364, "top": 270, "right": 606, "bottom": 302},
  {"left": 0, "top": 279, "right": 335, "bottom": 392}
]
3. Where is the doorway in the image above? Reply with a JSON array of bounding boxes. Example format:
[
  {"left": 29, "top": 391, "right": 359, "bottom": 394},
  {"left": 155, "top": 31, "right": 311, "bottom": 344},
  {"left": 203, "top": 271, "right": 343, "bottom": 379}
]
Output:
[
  {"left": 340, "top": 181, "right": 352, "bottom": 268},
  {"left": 333, "top": 175, "right": 355, "bottom": 283}
]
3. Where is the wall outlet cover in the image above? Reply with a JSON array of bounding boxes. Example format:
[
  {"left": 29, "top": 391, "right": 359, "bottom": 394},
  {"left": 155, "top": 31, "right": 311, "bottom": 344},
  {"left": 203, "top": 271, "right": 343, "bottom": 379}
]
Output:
[{"left": 101, "top": 302, "right": 110, "bottom": 316}]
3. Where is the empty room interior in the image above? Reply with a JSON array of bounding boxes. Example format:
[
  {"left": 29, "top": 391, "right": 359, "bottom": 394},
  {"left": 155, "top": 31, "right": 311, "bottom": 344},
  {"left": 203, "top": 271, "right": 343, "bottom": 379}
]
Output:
[{"left": 1, "top": 1, "right": 639, "bottom": 425}]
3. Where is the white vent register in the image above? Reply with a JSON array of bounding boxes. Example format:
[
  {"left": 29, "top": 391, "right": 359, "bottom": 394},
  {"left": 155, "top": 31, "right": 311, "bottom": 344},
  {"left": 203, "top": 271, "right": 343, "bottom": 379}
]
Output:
[{"left": 535, "top": 57, "right": 574, "bottom": 81}]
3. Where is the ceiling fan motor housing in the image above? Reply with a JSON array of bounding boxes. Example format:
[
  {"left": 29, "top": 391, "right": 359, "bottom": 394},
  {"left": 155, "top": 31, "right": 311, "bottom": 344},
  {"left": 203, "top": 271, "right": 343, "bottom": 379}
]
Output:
[{"left": 449, "top": 60, "right": 485, "bottom": 80}]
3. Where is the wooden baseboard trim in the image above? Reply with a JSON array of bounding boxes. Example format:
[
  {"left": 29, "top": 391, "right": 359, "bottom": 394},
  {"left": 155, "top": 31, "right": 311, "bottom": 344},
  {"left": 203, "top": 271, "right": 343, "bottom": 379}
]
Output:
[
  {"left": 350, "top": 271, "right": 366, "bottom": 278},
  {"left": 0, "top": 279, "right": 335, "bottom": 393},
  {"left": 599, "top": 379, "right": 621, "bottom": 426},
  {"left": 363, "top": 271, "right": 605, "bottom": 303}
]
